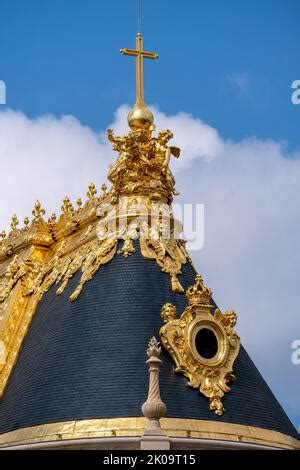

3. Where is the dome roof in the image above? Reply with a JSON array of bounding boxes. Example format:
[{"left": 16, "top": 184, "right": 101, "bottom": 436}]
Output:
[{"left": 0, "top": 241, "right": 297, "bottom": 442}]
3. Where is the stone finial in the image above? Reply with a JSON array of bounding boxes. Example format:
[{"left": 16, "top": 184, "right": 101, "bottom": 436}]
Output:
[{"left": 142, "top": 337, "right": 167, "bottom": 435}]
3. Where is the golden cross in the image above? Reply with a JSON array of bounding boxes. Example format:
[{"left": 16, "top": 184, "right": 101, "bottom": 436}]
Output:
[{"left": 120, "top": 33, "right": 159, "bottom": 104}]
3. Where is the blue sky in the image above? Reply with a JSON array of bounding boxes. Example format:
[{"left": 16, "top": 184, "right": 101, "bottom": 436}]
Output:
[
  {"left": 1, "top": 0, "right": 300, "bottom": 148},
  {"left": 0, "top": 1, "right": 300, "bottom": 432}
]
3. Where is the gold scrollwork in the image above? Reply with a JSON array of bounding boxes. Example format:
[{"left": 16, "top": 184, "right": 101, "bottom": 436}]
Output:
[
  {"left": 0, "top": 233, "right": 118, "bottom": 397},
  {"left": 160, "top": 275, "right": 240, "bottom": 416},
  {"left": 140, "top": 237, "right": 187, "bottom": 293}
]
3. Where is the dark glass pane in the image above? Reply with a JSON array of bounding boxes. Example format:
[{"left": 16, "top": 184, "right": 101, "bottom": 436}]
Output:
[{"left": 195, "top": 328, "right": 218, "bottom": 359}]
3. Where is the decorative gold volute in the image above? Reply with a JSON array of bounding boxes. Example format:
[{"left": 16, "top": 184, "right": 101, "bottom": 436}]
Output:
[{"left": 160, "top": 275, "right": 240, "bottom": 416}]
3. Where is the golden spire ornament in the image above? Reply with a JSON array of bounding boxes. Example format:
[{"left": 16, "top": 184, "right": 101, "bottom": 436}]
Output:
[
  {"left": 107, "top": 2, "right": 181, "bottom": 205},
  {"left": 120, "top": 2, "right": 158, "bottom": 130}
]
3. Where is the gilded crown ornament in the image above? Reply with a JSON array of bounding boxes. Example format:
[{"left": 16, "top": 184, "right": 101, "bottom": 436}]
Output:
[
  {"left": 186, "top": 274, "right": 213, "bottom": 307},
  {"left": 160, "top": 275, "right": 240, "bottom": 416},
  {"left": 23, "top": 217, "right": 30, "bottom": 231}
]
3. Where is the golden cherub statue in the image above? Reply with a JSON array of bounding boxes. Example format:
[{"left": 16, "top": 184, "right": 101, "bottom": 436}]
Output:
[{"left": 107, "top": 126, "right": 180, "bottom": 202}]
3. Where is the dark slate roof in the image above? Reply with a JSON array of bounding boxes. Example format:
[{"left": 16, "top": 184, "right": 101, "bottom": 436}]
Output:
[{"left": 0, "top": 241, "right": 298, "bottom": 439}]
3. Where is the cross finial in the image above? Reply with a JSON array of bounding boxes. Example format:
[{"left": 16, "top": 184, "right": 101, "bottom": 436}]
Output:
[{"left": 120, "top": 32, "right": 158, "bottom": 130}]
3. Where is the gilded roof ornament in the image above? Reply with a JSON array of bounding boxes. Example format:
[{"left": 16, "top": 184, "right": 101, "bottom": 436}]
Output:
[
  {"left": 0, "top": 25, "right": 193, "bottom": 398},
  {"left": 103, "top": 31, "right": 186, "bottom": 288},
  {"left": 32, "top": 200, "right": 46, "bottom": 223},
  {"left": 160, "top": 276, "right": 240, "bottom": 416},
  {"left": 23, "top": 217, "right": 30, "bottom": 231},
  {"left": 107, "top": 127, "right": 180, "bottom": 203},
  {"left": 87, "top": 182, "right": 97, "bottom": 200},
  {"left": 48, "top": 213, "right": 57, "bottom": 232},
  {"left": 120, "top": 31, "right": 158, "bottom": 130},
  {"left": 186, "top": 274, "right": 213, "bottom": 307},
  {"left": 10, "top": 214, "right": 19, "bottom": 232},
  {"left": 61, "top": 196, "right": 74, "bottom": 215}
]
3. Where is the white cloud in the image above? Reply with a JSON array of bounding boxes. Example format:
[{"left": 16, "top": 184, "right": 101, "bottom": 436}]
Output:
[
  {"left": 0, "top": 109, "right": 114, "bottom": 231},
  {"left": 0, "top": 106, "right": 299, "bottom": 425}
]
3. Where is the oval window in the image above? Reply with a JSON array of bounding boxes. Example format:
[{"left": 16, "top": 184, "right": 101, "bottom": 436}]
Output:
[{"left": 195, "top": 328, "right": 218, "bottom": 360}]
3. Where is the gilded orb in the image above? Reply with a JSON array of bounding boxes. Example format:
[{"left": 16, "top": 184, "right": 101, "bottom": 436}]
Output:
[{"left": 127, "top": 101, "right": 154, "bottom": 130}]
